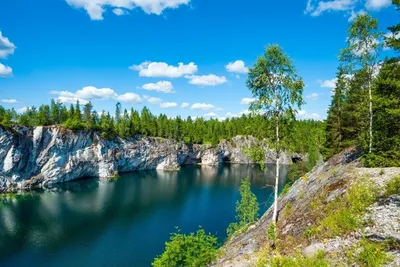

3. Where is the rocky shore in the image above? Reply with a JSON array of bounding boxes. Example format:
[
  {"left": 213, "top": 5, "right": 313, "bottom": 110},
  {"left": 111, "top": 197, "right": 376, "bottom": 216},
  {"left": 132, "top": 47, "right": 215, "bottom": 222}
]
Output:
[{"left": 0, "top": 126, "right": 292, "bottom": 192}]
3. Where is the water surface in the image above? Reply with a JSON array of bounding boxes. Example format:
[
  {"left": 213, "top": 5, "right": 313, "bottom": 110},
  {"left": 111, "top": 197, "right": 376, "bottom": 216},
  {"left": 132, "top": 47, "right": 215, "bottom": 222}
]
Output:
[{"left": 0, "top": 164, "right": 288, "bottom": 267}]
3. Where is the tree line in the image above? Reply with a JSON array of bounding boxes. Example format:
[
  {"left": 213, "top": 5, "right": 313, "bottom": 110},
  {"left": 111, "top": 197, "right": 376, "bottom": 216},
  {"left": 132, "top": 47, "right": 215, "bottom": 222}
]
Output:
[
  {"left": 0, "top": 100, "right": 324, "bottom": 153},
  {"left": 324, "top": 1, "right": 400, "bottom": 167}
]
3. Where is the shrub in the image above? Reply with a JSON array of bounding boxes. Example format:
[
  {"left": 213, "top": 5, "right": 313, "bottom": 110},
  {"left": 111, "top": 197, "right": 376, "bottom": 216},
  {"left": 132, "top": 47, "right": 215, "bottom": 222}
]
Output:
[
  {"left": 227, "top": 178, "right": 259, "bottom": 237},
  {"left": 384, "top": 176, "right": 400, "bottom": 197},
  {"left": 347, "top": 239, "right": 393, "bottom": 267},
  {"left": 152, "top": 228, "right": 218, "bottom": 267}
]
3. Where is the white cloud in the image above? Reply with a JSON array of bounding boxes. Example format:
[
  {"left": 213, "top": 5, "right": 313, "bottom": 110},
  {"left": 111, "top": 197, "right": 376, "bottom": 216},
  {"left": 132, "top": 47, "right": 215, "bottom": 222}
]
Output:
[
  {"left": 296, "top": 110, "right": 322, "bottom": 120},
  {"left": 317, "top": 78, "right": 337, "bottom": 89},
  {"left": 204, "top": 112, "right": 218, "bottom": 117},
  {"left": 0, "top": 63, "right": 12, "bottom": 77},
  {"left": 65, "top": 0, "right": 190, "bottom": 20},
  {"left": 141, "top": 81, "right": 174, "bottom": 93},
  {"left": 144, "top": 95, "right": 162, "bottom": 104},
  {"left": 365, "top": 0, "right": 391, "bottom": 10},
  {"left": 160, "top": 102, "right": 177, "bottom": 108},
  {"left": 116, "top": 93, "right": 142, "bottom": 104},
  {"left": 181, "top": 102, "right": 189, "bottom": 108},
  {"left": 305, "top": 0, "right": 357, "bottom": 16},
  {"left": 348, "top": 9, "right": 366, "bottom": 21},
  {"left": 185, "top": 74, "right": 227, "bottom": 86},
  {"left": 17, "top": 107, "right": 28, "bottom": 113},
  {"left": 240, "top": 98, "right": 256, "bottom": 105},
  {"left": 113, "top": 8, "right": 129, "bottom": 16},
  {"left": 1, "top": 99, "right": 18, "bottom": 104},
  {"left": 306, "top": 93, "right": 319, "bottom": 100},
  {"left": 0, "top": 31, "right": 16, "bottom": 59},
  {"left": 240, "top": 109, "right": 251, "bottom": 116},
  {"left": 50, "top": 86, "right": 142, "bottom": 104},
  {"left": 191, "top": 103, "right": 215, "bottom": 111},
  {"left": 130, "top": 61, "right": 198, "bottom": 78},
  {"left": 225, "top": 60, "right": 248, "bottom": 74}
]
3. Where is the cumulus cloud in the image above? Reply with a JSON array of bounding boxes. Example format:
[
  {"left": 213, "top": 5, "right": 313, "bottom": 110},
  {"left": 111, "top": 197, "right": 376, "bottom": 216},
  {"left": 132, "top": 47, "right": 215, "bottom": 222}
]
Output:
[
  {"left": 365, "top": 0, "right": 391, "bottom": 10},
  {"left": 160, "top": 102, "right": 177, "bottom": 108},
  {"left": 65, "top": 0, "right": 190, "bottom": 20},
  {"left": 306, "top": 93, "right": 319, "bottom": 100},
  {"left": 140, "top": 81, "right": 174, "bottom": 93},
  {"left": 1, "top": 99, "right": 18, "bottom": 104},
  {"left": 130, "top": 61, "right": 198, "bottom": 78},
  {"left": 144, "top": 95, "right": 163, "bottom": 104},
  {"left": 305, "top": 0, "right": 357, "bottom": 16},
  {"left": 0, "top": 31, "right": 16, "bottom": 59},
  {"left": 297, "top": 110, "right": 322, "bottom": 120},
  {"left": 17, "top": 107, "right": 28, "bottom": 113},
  {"left": 113, "top": 8, "right": 129, "bottom": 16},
  {"left": 50, "top": 86, "right": 142, "bottom": 104},
  {"left": 225, "top": 60, "right": 248, "bottom": 74},
  {"left": 317, "top": 78, "right": 337, "bottom": 89},
  {"left": 185, "top": 74, "right": 227, "bottom": 86},
  {"left": 204, "top": 112, "right": 218, "bottom": 117},
  {"left": 240, "top": 98, "right": 256, "bottom": 105},
  {"left": 348, "top": 9, "right": 366, "bottom": 21},
  {"left": 0, "top": 63, "right": 12, "bottom": 77},
  {"left": 305, "top": 0, "right": 390, "bottom": 18},
  {"left": 181, "top": 102, "right": 190, "bottom": 108},
  {"left": 191, "top": 103, "right": 215, "bottom": 111},
  {"left": 115, "top": 93, "right": 142, "bottom": 104}
]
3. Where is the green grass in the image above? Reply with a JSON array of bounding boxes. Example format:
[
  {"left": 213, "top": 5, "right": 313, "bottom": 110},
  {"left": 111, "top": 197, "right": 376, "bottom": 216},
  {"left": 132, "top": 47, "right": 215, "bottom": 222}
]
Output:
[
  {"left": 257, "top": 251, "right": 329, "bottom": 267},
  {"left": 312, "top": 177, "right": 378, "bottom": 238}
]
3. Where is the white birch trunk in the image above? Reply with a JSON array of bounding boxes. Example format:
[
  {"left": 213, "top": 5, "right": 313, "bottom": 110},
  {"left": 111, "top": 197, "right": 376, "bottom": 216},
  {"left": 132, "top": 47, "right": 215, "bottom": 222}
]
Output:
[{"left": 369, "top": 81, "right": 373, "bottom": 154}]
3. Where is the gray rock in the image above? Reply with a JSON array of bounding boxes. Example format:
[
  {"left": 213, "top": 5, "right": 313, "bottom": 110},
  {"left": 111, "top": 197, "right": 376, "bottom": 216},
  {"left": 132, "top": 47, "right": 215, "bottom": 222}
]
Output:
[
  {"left": 0, "top": 126, "right": 292, "bottom": 192},
  {"left": 302, "top": 243, "right": 325, "bottom": 258}
]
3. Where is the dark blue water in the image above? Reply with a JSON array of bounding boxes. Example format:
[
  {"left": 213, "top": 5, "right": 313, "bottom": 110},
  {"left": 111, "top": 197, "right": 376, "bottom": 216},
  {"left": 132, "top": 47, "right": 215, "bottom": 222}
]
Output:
[{"left": 0, "top": 164, "right": 288, "bottom": 267}]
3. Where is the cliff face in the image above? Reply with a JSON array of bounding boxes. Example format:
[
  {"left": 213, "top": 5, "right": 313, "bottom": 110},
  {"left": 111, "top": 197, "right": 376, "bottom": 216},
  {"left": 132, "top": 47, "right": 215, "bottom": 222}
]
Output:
[
  {"left": 213, "top": 148, "right": 400, "bottom": 267},
  {"left": 0, "top": 126, "right": 291, "bottom": 192}
]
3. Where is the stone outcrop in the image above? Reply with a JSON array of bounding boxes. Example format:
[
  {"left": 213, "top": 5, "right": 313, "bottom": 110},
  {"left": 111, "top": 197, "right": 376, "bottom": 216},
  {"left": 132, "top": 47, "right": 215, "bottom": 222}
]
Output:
[
  {"left": 213, "top": 148, "right": 400, "bottom": 266},
  {"left": 0, "top": 126, "right": 292, "bottom": 192}
]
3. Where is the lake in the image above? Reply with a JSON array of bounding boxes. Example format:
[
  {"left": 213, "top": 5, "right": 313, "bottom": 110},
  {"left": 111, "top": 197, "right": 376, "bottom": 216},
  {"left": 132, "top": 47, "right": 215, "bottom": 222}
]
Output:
[{"left": 0, "top": 164, "right": 288, "bottom": 267}]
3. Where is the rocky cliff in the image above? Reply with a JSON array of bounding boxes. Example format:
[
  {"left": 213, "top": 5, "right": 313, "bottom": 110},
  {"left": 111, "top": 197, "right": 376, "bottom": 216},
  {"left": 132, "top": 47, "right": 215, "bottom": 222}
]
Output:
[
  {"left": 0, "top": 126, "right": 291, "bottom": 193},
  {"left": 213, "top": 148, "right": 400, "bottom": 266}
]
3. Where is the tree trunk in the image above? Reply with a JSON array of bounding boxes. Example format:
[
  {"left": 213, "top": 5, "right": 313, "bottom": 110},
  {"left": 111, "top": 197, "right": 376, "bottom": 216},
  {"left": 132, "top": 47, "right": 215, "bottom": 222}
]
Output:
[
  {"left": 369, "top": 81, "right": 373, "bottom": 154},
  {"left": 272, "top": 100, "right": 279, "bottom": 225}
]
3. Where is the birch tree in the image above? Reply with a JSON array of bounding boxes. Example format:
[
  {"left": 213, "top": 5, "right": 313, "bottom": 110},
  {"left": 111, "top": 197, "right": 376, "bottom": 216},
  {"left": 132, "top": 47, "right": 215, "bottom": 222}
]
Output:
[
  {"left": 246, "top": 44, "right": 304, "bottom": 229},
  {"left": 339, "top": 13, "right": 382, "bottom": 154}
]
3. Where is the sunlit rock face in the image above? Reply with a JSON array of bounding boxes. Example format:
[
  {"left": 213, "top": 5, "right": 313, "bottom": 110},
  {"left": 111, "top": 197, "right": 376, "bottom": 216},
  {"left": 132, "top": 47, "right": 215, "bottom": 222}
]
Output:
[{"left": 0, "top": 126, "right": 292, "bottom": 192}]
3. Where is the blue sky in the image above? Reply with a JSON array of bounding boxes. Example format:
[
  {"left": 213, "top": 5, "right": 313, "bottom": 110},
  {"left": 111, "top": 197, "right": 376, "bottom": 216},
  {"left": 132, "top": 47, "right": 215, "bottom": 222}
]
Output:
[{"left": 0, "top": 0, "right": 398, "bottom": 120}]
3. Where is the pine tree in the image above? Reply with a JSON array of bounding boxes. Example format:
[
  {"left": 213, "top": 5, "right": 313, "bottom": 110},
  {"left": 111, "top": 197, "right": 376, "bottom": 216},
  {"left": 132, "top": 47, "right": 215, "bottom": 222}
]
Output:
[{"left": 324, "top": 68, "right": 347, "bottom": 159}]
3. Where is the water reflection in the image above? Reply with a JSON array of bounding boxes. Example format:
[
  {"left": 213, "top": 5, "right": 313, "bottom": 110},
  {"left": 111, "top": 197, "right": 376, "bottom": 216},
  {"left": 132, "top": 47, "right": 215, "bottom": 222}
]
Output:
[{"left": 0, "top": 164, "right": 287, "bottom": 267}]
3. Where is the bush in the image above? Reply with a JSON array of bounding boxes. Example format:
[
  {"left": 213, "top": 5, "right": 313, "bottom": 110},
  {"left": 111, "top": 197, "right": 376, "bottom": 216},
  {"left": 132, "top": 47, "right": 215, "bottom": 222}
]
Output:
[
  {"left": 384, "top": 176, "right": 400, "bottom": 197},
  {"left": 347, "top": 239, "right": 393, "bottom": 267},
  {"left": 152, "top": 227, "right": 218, "bottom": 267},
  {"left": 227, "top": 178, "right": 259, "bottom": 237}
]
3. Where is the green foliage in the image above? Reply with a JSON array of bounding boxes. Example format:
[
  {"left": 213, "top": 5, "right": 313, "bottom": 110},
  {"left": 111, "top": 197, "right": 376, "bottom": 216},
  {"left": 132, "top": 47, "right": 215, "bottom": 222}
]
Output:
[
  {"left": 227, "top": 178, "right": 259, "bottom": 237},
  {"left": 347, "top": 239, "right": 393, "bottom": 267},
  {"left": 384, "top": 176, "right": 400, "bottom": 197},
  {"left": 152, "top": 227, "right": 218, "bottom": 267},
  {"left": 267, "top": 223, "right": 277, "bottom": 243},
  {"left": 244, "top": 146, "right": 266, "bottom": 171},
  {"left": 257, "top": 251, "right": 328, "bottom": 267}
]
